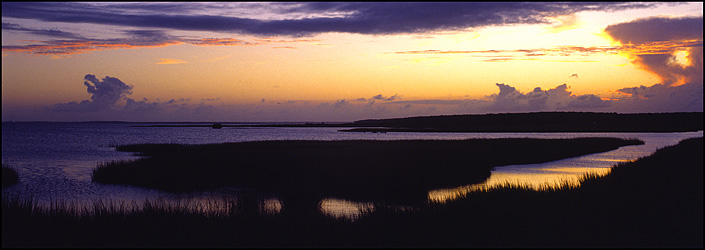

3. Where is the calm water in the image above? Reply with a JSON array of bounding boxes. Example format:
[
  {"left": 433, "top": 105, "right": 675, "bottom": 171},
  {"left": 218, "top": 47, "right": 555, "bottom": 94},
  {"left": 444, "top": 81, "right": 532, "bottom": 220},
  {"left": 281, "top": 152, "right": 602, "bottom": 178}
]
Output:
[{"left": 2, "top": 122, "right": 702, "bottom": 218}]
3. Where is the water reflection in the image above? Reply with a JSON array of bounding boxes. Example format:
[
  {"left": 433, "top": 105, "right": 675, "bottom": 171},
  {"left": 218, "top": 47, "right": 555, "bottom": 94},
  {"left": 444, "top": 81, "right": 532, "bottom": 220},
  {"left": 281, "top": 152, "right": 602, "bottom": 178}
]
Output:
[
  {"left": 320, "top": 198, "right": 374, "bottom": 219},
  {"left": 3, "top": 126, "right": 702, "bottom": 221},
  {"left": 333, "top": 131, "right": 704, "bottom": 216},
  {"left": 428, "top": 131, "right": 702, "bottom": 203}
]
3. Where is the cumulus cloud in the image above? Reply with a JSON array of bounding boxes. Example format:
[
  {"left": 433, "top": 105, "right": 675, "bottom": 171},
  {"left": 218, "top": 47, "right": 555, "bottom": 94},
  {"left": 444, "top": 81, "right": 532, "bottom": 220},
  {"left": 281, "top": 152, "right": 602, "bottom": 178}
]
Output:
[
  {"left": 568, "top": 94, "right": 610, "bottom": 109},
  {"left": 614, "top": 83, "right": 703, "bottom": 112},
  {"left": 371, "top": 94, "right": 399, "bottom": 101},
  {"left": 123, "top": 98, "right": 165, "bottom": 114},
  {"left": 51, "top": 74, "right": 133, "bottom": 112},
  {"left": 334, "top": 99, "right": 349, "bottom": 108},
  {"left": 44, "top": 74, "right": 232, "bottom": 121},
  {"left": 484, "top": 83, "right": 610, "bottom": 112}
]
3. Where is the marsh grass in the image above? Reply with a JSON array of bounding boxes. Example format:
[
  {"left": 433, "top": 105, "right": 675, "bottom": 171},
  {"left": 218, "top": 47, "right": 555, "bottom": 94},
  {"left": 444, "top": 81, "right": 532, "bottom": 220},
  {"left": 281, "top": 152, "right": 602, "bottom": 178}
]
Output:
[
  {"left": 4, "top": 137, "right": 700, "bottom": 247},
  {"left": 93, "top": 138, "right": 644, "bottom": 204},
  {"left": 2, "top": 165, "right": 19, "bottom": 188},
  {"left": 2, "top": 195, "right": 302, "bottom": 247},
  {"left": 398, "top": 137, "right": 703, "bottom": 247}
]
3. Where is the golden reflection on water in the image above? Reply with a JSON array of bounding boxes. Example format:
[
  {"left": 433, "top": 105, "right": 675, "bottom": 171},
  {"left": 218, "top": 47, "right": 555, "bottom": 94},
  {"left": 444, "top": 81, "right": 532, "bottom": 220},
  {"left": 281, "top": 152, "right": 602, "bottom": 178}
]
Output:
[
  {"left": 428, "top": 159, "right": 631, "bottom": 203},
  {"left": 320, "top": 198, "right": 374, "bottom": 219},
  {"left": 317, "top": 157, "right": 635, "bottom": 217}
]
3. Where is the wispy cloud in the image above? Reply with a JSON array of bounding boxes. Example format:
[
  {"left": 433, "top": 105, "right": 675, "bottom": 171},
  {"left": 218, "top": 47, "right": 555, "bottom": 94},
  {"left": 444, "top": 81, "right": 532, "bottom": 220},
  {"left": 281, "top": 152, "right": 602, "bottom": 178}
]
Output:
[
  {"left": 1, "top": 27, "right": 260, "bottom": 55},
  {"left": 198, "top": 55, "right": 230, "bottom": 63},
  {"left": 156, "top": 58, "right": 187, "bottom": 65},
  {"left": 2, "top": 2, "right": 659, "bottom": 36},
  {"left": 390, "top": 46, "right": 621, "bottom": 62},
  {"left": 1, "top": 2, "right": 665, "bottom": 56},
  {"left": 390, "top": 40, "right": 702, "bottom": 62},
  {"left": 2, "top": 22, "right": 85, "bottom": 39},
  {"left": 187, "top": 38, "right": 254, "bottom": 46},
  {"left": 2, "top": 23, "right": 330, "bottom": 56}
]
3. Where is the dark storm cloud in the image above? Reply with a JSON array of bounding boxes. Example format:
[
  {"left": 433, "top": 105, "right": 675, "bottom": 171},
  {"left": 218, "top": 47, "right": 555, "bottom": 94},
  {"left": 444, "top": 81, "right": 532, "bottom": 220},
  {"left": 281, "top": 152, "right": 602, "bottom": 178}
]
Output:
[
  {"left": 605, "top": 16, "right": 703, "bottom": 45},
  {"left": 604, "top": 16, "right": 703, "bottom": 112},
  {"left": 2, "top": 2, "right": 659, "bottom": 37},
  {"left": 605, "top": 16, "right": 703, "bottom": 86}
]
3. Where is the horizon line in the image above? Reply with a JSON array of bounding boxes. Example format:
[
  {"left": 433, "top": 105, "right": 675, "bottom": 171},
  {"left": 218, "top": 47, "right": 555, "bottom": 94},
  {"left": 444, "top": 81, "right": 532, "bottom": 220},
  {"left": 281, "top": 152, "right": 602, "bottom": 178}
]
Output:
[{"left": 2, "top": 111, "right": 702, "bottom": 124}]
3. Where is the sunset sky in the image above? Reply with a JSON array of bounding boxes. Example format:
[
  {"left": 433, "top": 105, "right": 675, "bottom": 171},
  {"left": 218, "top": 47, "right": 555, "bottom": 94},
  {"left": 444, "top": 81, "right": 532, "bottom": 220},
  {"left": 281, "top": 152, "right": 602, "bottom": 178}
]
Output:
[{"left": 2, "top": 2, "right": 703, "bottom": 122}]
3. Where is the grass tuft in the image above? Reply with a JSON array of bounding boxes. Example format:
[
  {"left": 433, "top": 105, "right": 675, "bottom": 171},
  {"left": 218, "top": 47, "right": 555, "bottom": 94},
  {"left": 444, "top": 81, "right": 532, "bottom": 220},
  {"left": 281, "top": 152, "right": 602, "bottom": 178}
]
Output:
[{"left": 2, "top": 165, "right": 20, "bottom": 188}]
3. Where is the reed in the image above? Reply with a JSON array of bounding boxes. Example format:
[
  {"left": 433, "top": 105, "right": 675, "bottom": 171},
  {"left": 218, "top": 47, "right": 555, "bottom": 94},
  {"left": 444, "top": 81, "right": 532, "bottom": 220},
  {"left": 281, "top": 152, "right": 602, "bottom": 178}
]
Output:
[
  {"left": 93, "top": 138, "right": 644, "bottom": 203},
  {"left": 4, "top": 137, "right": 700, "bottom": 247},
  {"left": 2, "top": 165, "right": 19, "bottom": 188}
]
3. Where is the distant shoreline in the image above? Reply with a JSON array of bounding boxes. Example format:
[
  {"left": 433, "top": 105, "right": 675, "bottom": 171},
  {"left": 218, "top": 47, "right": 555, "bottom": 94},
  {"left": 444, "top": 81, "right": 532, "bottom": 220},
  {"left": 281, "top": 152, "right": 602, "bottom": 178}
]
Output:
[
  {"left": 127, "top": 112, "right": 703, "bottom": 132},
  {"left": 4, "top": 112, "right": 702, "bottom": 132}
]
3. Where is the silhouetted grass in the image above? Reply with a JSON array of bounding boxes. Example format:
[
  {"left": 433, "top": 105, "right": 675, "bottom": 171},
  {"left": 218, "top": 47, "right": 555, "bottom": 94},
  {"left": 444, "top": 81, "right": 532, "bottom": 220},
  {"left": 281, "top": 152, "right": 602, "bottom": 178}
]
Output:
[
  {"left": 352, "top": 137, "right": 703, "bottom": 247},
  {"left": 94, "top": 138, "right": 643, "bottom": 205},
  {"left": 2, "top": 137, "right": 701, "bottom": 247},
  {"left": 2, "top": 165, "right": 19, "bottom": 188}
]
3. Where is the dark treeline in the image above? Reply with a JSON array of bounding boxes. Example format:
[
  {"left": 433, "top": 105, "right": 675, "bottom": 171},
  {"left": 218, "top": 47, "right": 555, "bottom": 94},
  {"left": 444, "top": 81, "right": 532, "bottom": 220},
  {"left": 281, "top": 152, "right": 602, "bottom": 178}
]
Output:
[
  {"left": 133, "top": 112, "right": 703, "bottom": 132},
  {"left": 3, "top": 137, "right": 701, "bottom": 247},
  {"left": 344, "top": 112, "right": 704, "bottom": 132}
]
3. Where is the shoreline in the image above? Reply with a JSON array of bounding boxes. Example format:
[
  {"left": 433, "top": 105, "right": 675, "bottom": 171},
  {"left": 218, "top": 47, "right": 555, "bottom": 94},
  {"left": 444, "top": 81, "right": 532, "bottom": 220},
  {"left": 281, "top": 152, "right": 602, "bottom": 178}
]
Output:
[
  {"left": 3, "top": 137, "right": 701, "bottom": 247},
  {"left": 126, "top": 112, "right": 704, "bottom": 133}
]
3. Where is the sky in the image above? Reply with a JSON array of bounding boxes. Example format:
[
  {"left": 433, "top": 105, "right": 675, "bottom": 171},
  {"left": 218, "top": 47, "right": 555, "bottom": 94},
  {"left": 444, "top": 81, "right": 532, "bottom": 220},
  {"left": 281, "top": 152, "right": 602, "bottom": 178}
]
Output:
[{"left": 2, "top": 2, "right": 703, "bottom": 122}]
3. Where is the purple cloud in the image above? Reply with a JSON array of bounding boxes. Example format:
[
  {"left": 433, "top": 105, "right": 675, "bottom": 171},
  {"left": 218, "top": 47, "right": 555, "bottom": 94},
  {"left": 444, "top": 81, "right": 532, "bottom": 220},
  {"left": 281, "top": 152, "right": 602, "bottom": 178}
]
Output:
[
  {"left": 51, "top": 74, "right": 133, "bottom": 112},
  {"left": 605, "top": 16, "right": 703, "bottom": 86},
  {"left": 2, "top": 2, "right": 659, "bottom": 37}
]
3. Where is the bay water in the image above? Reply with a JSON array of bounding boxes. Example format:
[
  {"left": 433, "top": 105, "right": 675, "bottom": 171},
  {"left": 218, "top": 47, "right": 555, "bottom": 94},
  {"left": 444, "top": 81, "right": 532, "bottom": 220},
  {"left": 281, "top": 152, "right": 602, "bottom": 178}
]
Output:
[{"left": 2, "top": 122, "right": 702, "bottom": 218}]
